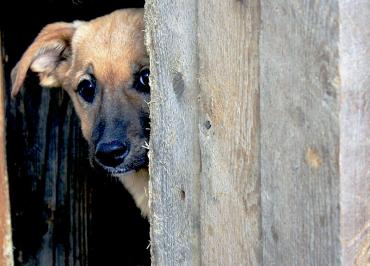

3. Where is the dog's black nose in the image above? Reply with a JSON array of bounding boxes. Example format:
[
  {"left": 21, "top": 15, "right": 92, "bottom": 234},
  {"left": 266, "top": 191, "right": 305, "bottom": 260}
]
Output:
[{"left": 95, "top": 141, "right": 130, "bottom": 167}]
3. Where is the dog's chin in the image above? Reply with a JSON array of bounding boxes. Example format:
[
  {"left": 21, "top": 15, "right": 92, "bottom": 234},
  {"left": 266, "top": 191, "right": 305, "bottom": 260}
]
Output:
[{"left": 92, "top": 157, "right": 148, "bottom": 177}]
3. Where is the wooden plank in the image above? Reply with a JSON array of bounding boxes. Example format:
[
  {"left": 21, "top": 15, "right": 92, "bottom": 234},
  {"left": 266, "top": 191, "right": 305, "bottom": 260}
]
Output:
[
  {"left": 197, "top": 1, "right": 261, "bottom": 265},
  {"left": 145, "top": 0, "right": 201, "bottom": 265},
  {"left": 339, "top": 1, "right": 370, "bottom": 264},
  {"left": 0, "top": 35, "right": 14, "bottom": 266},
  {"left": 260, "top": 1, "right": 341, "bottom": 265},
  {"left": 148, "top": 1, "right": 370, "bottom": 264},
  {"left": 5, "top": 75, "right": 93, "bottom": 265},
  {"left": 146, "top": 0, "right": 261, "bottom": 264}
]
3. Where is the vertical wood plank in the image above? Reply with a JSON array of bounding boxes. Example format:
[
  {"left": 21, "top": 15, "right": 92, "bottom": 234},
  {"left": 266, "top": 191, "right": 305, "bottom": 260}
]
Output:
[
  {"left": 146, "top": 0, "right": 261, "bottom": 264},
  {"left": 0, "top": 35, "right": 14, "bottom": 266},
  {"left": 260, "top": 1, "right": 341, "bottom": 265},
  {"left": 339, "top": 1, "right": 370, "bottom": 264},
  {"left": 148, "top": 1, "right": 370, "bottom": 265},
  {"left": 145, "top": 0, "right": 201, "bottom": 265},
  {"left": 197, "top": 1, "right": 261, "bottom": 265}
]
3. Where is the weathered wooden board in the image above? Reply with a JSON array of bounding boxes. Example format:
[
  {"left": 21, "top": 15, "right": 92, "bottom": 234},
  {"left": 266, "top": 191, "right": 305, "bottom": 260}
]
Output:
[
  {"left": 260, "top": 1, "right": 341, "bottom": 265},
  {"left": 146, "top": 0, "right": 261, "bottom": 265},
  {"left": 339, "top": 1, "right": 370, "bottom": 264},
  {"left": 148, "top": 0, "right": 369, "bottom": 265},
  {"left": 5, "top": 71, "right": 95, "bottom": 266},
  {"left": 0, "top": 34, "right": 14, "bottom": 266},
  {"left": 145, "top": 0, "right": 201, "bottom": 265},
  {"left": 197, "top": 1, "right": 261, "bottom": 265}
]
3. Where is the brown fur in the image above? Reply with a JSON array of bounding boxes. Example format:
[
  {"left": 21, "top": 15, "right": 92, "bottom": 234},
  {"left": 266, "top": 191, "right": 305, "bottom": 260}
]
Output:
[{"left": 11, "top": 9, "right": 150, "bottom": 217}]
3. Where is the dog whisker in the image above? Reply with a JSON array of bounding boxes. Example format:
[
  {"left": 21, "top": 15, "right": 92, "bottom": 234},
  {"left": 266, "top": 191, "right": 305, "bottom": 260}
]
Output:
[{"left": 142, "top": 141, "right": 150, "bottom": 150}]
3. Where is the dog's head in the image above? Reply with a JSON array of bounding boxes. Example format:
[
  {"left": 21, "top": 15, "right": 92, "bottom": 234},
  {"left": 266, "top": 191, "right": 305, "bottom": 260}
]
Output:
[{"left": 11, "top": 9, "right": 150, "bottom": 176}]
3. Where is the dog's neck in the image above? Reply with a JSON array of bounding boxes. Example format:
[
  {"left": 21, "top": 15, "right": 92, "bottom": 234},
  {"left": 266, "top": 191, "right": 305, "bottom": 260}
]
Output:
[{"left": 118, "top": 168, "right": 149, "bottom": 217}]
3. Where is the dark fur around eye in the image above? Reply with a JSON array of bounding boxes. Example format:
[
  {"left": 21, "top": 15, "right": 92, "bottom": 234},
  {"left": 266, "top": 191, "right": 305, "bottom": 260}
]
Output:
[
  {"left": 77, "top": 76, "right": 96, "bottom": 103},
  {"left": 134, "top": 69, "right": 150, "bottom": 93}
]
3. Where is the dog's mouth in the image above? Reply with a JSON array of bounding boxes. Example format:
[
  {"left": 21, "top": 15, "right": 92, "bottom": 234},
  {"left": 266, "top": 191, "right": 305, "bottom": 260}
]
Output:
[{"left": 92, "top": 155, "right": 148, "bottom": 176}]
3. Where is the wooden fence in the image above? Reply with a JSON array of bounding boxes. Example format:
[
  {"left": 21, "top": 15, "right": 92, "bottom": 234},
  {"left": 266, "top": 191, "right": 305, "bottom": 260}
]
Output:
[
  {"left": 145, "top": 0, "right": 369, "bottom": 265},
  {"left": 0, "top": 1, "right": 369, "bottom": 265}
]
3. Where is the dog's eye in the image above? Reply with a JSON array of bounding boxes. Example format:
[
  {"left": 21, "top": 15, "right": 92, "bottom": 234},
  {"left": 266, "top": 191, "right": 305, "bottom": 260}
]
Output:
[
  {"left": 135, "top": 69, "right": 150, "bottom": 93},
  {"left": 77, "top": 77, "right": 96, "bottom": 103}
]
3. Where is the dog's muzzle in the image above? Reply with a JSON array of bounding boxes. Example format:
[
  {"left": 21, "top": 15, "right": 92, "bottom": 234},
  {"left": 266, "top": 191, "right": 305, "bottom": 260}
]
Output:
[{"left": 95, "top": 140, "right": 130, "bottom": 168}]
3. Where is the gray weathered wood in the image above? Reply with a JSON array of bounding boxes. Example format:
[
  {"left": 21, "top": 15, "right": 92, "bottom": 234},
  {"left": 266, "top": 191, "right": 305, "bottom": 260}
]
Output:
[
  {"left": 197, "top": 1, "right": 261, "bottom": 265},
  {"left": 339, "top": 1, "right": 370, "bottom": 264},
  {"left": 0, "top": 34, "right": 14, "bottom": 266},
  {"left": 147, "top": 0, "right": 369, "bottom": 265},
  {"left": 145, "top": 0, "right": 201, "bottom": 265},
  {"left": 146, "top": 0, "right": 261, "bottom": 265},
  {"left": 260, "top": 1, "right": 341, "bottom": 265}
]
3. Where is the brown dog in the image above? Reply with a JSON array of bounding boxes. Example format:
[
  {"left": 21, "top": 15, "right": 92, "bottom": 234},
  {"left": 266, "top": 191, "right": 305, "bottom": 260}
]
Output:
[{"left": 11, "top": 9, "right": 150, "bottom": 216}]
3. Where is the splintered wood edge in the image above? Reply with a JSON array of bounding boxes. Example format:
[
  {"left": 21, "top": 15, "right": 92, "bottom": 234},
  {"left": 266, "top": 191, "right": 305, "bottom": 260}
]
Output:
[{"left": 0, "top": 34, "right": 14, "bottom": 266}]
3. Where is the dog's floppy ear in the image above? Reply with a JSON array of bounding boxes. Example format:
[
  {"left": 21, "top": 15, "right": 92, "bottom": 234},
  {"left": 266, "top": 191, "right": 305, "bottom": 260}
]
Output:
[{"left": 11, "top": 22, "right": 77, "bottom": 97}]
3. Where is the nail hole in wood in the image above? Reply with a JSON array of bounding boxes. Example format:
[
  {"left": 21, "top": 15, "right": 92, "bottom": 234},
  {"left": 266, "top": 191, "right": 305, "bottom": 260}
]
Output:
[
  {"left": 204, "top": 120, "right": 211, "bottom": 129},
  {"left": 180, "top": 190, "right": 185, "bottom": 200}
]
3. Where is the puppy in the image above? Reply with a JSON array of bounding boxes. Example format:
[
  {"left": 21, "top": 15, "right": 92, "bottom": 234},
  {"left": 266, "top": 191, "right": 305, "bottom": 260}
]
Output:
[{"left": 11, "top": 9, "right": 150, "bottom": 216}]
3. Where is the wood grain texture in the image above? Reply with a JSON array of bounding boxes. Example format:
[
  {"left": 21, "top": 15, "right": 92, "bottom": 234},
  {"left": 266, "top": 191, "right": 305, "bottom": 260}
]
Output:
[
  {"left": 260, "top": 1, "right": 341, "bottom": 265},
  {"left": 6, "top": 79, "right": 93, "bottom": 266},
  {"left": 147, "top": 1, "right": 369, "bottom": 264},
  {"left": 145, "top": 0, "right": 201, "bottom": 265},
  {"left": 146, "top": 0, "right": 261, "bottom": 265},
  {"left": 339, "top": 1, "right": 370, "bottom": 264},
  {"left": 197, "top": 1, "right": 261, "bottom": 265},
  {"left": 0, "top": 35, "right": 14, "bottom": 266}
]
